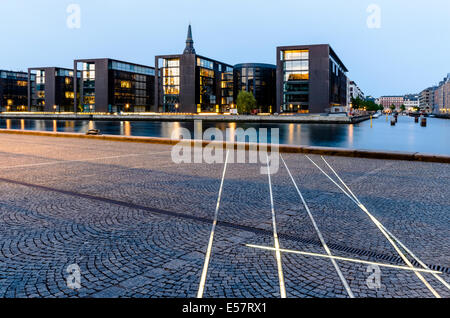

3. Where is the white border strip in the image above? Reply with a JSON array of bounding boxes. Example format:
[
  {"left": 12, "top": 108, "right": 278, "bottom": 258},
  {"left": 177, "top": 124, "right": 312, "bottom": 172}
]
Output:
[
  {"left": 280, "top": 155, "right": 354, "bottom": 298},
  {"left": 266, "top": 153, "right": 287, "bottom": 298},
  {"left": 306, "top": 155, "right": 441, "bottom": 298},
  {"left": 246, "top": 244, "right": 442, "bottom": 274},
  {"left": 197, "top": 151, "right": 230, "bottom": 298}
]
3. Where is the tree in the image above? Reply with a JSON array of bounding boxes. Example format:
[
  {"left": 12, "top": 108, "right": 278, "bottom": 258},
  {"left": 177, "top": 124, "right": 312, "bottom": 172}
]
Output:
[
  {"left": 400, "top": 104, "right": 406, "bottom": 113},
  {"left": 390, "top": 104, "right": 396, "bottom": 112},
  {"left": 236, "top": 90, "right": 257, "bottom": 114}
]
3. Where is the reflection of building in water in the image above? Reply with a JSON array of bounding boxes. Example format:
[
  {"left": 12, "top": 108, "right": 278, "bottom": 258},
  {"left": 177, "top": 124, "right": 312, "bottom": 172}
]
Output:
[
  {"left": 227, "top": 122, "right": 236, "bottom": 142},
  {"left": 288, "top": 124, "right": 294, "bottom": 144},
  {"left": 34, "top": 120, "right": 46, "bottom": 131},
  {"left": 194, "top": 120, "right": 203, "bottom": 139},
  {"left": 124, "top": 121, "right": 131, "bottom": 136},
  {"left": 348, "top": 124, "right": 354, "bottom": 146}
]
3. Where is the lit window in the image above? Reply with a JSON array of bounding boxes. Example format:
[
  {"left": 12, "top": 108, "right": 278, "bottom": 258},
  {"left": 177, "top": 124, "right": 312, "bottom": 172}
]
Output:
[{"left": 120, "top": 81, "right": 132, "bottom": 88}]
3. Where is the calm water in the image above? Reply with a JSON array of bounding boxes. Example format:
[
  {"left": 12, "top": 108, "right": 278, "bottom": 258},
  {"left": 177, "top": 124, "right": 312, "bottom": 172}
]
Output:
[{"left": 1, "top": 116, "right": 449, "bottom": 155}]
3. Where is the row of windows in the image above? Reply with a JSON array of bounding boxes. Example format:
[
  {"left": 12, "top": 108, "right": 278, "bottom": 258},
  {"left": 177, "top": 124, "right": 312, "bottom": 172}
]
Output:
[
  {"left": 284, "top": 71, "right": 309, "bottom": 81},
  {"left": 197, "top": 58, "right": 214, "bottom": 70},
  {"left": 0, "top": 71, "right": 28, "bottom": 79},
  {"left": 163, "top": 68, "right": 180, "bottom": 77},
  {"left": 109, "top": 61, "right": 155, "bottom": 76},
  {"left": 284, "top": 60, "right": 309, "bottom": 72},
  {"left": 164, "top": 77, "right": 179, "bottom": 86},
  {"left": 200, "top": 68, "right": 214, "bottom": 78},
  {"left": 163, "top": 59, "right": 180, "bottom": 68},
  {"left": 282, "top": 50, "right": 309, "bottom": 61}
]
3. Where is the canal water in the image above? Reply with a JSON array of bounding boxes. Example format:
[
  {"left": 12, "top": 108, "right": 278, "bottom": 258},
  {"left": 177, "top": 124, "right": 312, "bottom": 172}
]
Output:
[{"left": 1, "top": 116, "right": 449, "bottom": 155}]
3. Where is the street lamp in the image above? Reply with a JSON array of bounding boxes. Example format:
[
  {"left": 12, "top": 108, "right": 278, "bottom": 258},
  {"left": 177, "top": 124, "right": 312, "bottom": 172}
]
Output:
[
  {"left": 53, "top": 105, "right": 57, "bottom": 113},
  {"left": 175, "top": 103, "right": 179, "bottom": 113}
]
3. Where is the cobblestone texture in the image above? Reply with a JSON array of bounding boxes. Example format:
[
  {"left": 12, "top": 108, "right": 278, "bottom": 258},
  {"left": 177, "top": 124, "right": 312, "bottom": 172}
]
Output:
[{"left": 0, "top": 134, "right": 448, "bottom": 298}]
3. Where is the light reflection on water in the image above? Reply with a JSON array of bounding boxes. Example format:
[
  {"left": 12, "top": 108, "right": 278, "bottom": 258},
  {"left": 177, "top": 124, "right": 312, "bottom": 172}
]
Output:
[{"left": 0, "top": 116, "right": 449, "bottom": 155}]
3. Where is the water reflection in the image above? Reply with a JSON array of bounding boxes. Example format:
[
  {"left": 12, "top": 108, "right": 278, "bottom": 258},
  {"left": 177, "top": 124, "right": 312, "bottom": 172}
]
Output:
[{"left": 0, "top": 117, "right": 449, "bottom": 155}]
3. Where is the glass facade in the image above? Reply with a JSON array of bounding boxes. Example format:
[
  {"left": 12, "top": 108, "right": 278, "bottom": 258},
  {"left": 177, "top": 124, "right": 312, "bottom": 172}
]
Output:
[
  {"left": 81, "top": 62, "right": 96, "bottom": 112},
  {"left": 221, "top": 65, "right": 233, "bottom": 111},
  {"left": 329, "top": 56, "right": 348, "bottom": 107},
  {"left": 110, "top": 61, "right": 155, "bottom": 76},
  {"left": 0, "top": 71, "right": 29, "bottom": 111},
  {"left": 161, "top": 58, "right": 180, "bottom": 112},
  {"left": 34, "top": 70, "right": 46, "bottom": 111},
  {"left": 196, "top": 58, "right": 233, "bottom": 113},
  {"left": 233, "top": 64, "right": 276, "bottom": 113},
  {"left": 281, "top": 49, "right": 310, "bottom": 113},
  {"left": 198, "top": 57, "right": 216, "bottom": 112},
  {"left": 77, "top": 59, "right": 155, "bottom": 113}
]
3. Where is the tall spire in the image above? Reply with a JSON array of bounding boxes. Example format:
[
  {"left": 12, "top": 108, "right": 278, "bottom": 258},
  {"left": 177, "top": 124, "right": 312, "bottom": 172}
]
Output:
[{"left": 183, "top": 24, "right": 196, "bottom": 54}]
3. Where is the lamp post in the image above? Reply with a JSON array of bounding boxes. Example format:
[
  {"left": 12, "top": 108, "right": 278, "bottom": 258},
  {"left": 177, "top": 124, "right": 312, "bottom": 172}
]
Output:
[
  {"left": 175, "top": 103, "right": 179, "bottom": 113},
  {"left": 53, "top": 105, "right": 57, "bottom": 113}
]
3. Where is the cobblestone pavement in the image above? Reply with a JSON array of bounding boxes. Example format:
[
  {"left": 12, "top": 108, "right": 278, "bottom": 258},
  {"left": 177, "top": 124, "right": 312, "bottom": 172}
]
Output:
[{"left": 0, "top": 134, "right": 448, "bottom": 298}]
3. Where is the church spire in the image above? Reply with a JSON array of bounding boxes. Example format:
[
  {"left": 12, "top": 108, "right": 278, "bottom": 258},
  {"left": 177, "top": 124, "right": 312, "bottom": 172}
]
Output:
[{"left": 183, "top": 24, "right": 196, "bottom": 54}]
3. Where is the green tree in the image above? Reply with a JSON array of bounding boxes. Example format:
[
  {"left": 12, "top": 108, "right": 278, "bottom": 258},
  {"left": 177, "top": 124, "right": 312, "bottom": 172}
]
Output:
[
  {"left": 236, "top": 90, "right": 257, "bottom": 114},
  {"left": 351, "top": 97, "right": 363, "bottom": 110},
  {"left": 400, "top": 104, "right": 406, "bottom": 113},
  {"left": 390, "top": 104, "right": 396, "bottom": 112}
]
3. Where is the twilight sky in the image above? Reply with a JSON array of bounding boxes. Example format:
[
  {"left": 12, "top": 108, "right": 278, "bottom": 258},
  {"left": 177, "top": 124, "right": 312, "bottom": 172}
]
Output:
[{"left": 1, "top": 0, "right": 449, "bottom": 97}]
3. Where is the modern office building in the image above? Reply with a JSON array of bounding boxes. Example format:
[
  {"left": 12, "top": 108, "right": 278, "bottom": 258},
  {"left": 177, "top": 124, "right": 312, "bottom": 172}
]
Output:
[
  {"left": 233, "top": 63, "right": 276, "bottom": 113},
  {"left": 28, "top": 67, "right": 79, "bottom": 112},
  {"left": 73, "top": 58, "right": 155, "bottom": 113},
  {"left": 276, "top": 44, "right": 348, "bottom": 114},
  {"left": 0, "top": 70, "right": 30, "bottom": 112},
  {"left": 155, "top": 25, "right": 234, "bottom": 113}
]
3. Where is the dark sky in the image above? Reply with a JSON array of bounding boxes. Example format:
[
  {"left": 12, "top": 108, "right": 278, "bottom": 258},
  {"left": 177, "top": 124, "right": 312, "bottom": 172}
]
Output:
[{"left": 2, "top": 0, "right": 449, "bottom": 97}]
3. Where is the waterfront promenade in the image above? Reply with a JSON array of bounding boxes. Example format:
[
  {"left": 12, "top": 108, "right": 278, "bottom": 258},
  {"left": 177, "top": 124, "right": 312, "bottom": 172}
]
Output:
[
  {"left": 0, "top": 112, "right": 371, "bottom": 124},
  {"left": 0, "top": 133, "right": 448, "bottom": 298}
]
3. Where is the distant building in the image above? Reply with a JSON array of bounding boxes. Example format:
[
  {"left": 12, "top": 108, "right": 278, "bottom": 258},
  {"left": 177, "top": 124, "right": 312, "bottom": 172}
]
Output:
[
  {"left": 28, "top": 67, "right": 80, "bottom": 112},
  {"left": 419, "top": 87, "right": 435, "bottom": 114},
  {"left": 73, "top": 58, "right": 155, "bottom": 113},
  {"left": 276, "top": 44, "right": 348, "bottom": 114},
  {"left": 233, "top": 63, "right": 276, "bottom": 113},
  {"left": 348, "top": 80, "right": 364, "bottom": 102},
  {"left": 379, "top": 96, "right": 404, "bottom": 112},
  {"left": 154, "top": 25, "right": 234, "bottom": 113},
  {"left": 403, "top": 94, "right": 419, "bottom": 112},
  {"left": 432, "top": 74, "right": 450, "bottom": 114},
  {"left": 0, "top": 70, "right": 30, "bottom": 112}
]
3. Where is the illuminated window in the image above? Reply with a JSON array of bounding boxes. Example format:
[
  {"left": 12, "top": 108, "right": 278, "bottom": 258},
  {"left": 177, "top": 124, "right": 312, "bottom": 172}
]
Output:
[
  {"left": 65, "top": 92, "right": 75, "bottom": 99},
  {"left": 65, "top": 77, "right": 71, "bottom": 85},
  {"left": 17, "top": 81, "right": 27, "bottom": 87},
  {"left": 283, "top": 50, "right": 309, "bottom": 61},
  {"left": 120, "top": 81, "right": 132, "bottom": 88}
]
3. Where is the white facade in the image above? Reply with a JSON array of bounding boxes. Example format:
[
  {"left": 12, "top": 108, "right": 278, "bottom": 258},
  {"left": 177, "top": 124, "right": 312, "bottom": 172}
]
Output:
[{"left": 347, "top": 80, "right": 364, "bottom": 106}]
